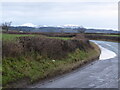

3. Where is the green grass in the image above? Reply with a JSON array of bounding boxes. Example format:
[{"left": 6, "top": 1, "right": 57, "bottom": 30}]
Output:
[
  {"left": 2, "top": 34, "right": 71, "bottom": 41},
  {"left": 2, "top": 45, "right": 99, "bottom": 87},
  {"left": 2, "top": 34, "right": 35, "bottom": 41},
  {"left": 48, "top": 37, "right": 71, "bottom": 40}
]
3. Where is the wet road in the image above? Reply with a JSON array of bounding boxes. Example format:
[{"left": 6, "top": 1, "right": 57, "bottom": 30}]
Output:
[{"left": 29, "top": 40, "right": 119, "bottom": 88}]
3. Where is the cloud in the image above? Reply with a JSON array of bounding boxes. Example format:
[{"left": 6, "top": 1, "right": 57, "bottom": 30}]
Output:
[{"left": 1, "top": 2, "right": 118, "bottom": 29}]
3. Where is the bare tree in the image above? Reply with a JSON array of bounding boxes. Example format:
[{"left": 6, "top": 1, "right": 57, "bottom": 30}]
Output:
[
  {"left": 74, "top": 26, "right": 86, "bottom": 39},
  {"left": 76, "top": 26, "right": 86, "bottom": 33},
  {"left": 2, "top": 21, "right": 12, "bottom": 32}
]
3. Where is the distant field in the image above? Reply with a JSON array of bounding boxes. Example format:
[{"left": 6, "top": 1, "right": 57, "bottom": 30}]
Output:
[
  {"left": 2, "top": 33, "right": 71, "bottom": 41},
  {"left": 103, "top": 34, "right": 120, "bottom": 37},
  {"left": 2, "top": 34, "right": 35, "bottom": 41},
  {"left": 48, "top": 37, "right": 71, "bottom": 40},
  {"left": 2, "top": 33, "right": 119, "bottom": 41},
  {"left": 86, "top": 34, "right": 120, "bottom": 37}
]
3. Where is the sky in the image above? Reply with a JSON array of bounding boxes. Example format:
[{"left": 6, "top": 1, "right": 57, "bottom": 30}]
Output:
[{"left": 1, "top": 0, "right": 119, "bottom": 30}]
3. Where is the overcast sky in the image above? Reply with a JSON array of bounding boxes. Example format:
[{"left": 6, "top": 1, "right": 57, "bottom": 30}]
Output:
[{"left": 1, "top": 0, "right": 118, "bottom": 30}]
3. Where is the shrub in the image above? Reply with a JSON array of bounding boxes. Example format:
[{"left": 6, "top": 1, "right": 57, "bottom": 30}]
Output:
[
  {"left": 18, "top": 36, "right": 92, "bottom": 59},
  {"left": 2, "top": 41, "right": 23, "bottom": 58},
  {"left": 3, "top": 36, "right": 92, "bottom": 59},
  {"left": 18, "top": 37, "right": 72, "bottom": 59}
]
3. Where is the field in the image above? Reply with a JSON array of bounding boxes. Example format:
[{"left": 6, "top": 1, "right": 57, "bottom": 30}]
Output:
[
  {"left": 103, "top": 34, "right": 120, "bottom": 37},
  {"left": 2, "top": 34, "right": 35, "bottom": 41},
  {"left": 2, "top": 34, "right": 71, "bottom": 41},
  {"left": 2, "top": 33, "right": 120, "bottom": 41},
  {"left": 86, "top": 33, "right": 120, "bottom": 37},
  {"left": 85, "top": 34, "right": 120, "bottom": 42}
]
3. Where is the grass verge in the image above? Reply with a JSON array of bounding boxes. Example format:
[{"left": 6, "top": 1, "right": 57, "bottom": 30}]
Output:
[{"left": 2, "top": 41, "right": 100, "bottom": 88}]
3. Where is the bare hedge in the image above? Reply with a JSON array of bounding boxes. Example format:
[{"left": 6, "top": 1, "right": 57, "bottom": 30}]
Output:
[{"left": 3, "top": 36, "right": 92, "bottom": 59}]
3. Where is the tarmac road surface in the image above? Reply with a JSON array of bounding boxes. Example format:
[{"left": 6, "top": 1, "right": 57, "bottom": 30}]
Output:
[{"left": 28, "top": 40, "right": 119, "bottom": 88}]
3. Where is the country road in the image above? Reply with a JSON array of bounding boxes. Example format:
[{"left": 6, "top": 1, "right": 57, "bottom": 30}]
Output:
[{"left": 28, "top": 40, "right": 119, "bottom": 88}]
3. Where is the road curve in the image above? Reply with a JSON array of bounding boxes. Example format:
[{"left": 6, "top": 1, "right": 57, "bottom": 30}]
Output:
[{"left": 29, "top": 40, "right": 119, "bottom": 88}]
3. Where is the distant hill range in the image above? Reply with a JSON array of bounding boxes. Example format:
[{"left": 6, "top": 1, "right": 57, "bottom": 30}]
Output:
[{"left": 9, "top": 26, "right": 120, "bottom": 34}]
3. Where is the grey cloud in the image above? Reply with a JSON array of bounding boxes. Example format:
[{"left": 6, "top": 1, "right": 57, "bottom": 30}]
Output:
[{"left": 1, "top": 2, "right": 118, "bottom": 29}]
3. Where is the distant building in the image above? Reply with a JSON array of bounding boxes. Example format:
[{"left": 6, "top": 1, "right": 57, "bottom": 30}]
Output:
[{"left": 19, "top": 31, "right": 23, "bottom": 33}]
